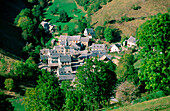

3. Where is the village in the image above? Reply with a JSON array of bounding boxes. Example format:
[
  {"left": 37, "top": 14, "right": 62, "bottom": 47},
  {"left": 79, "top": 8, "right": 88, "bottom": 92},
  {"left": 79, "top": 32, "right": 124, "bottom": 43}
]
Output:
[{"left": 38, "top": 21, "right": 138, "bottom": 81}]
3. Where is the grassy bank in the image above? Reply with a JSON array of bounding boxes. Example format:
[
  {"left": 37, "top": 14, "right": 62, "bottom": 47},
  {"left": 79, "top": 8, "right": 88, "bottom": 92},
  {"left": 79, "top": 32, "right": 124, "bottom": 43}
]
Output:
[
  {"left": 44, "top": 0, "right": 86, "bottom": 32},
  {"left": 106, "top": 96, "right": 170, "bottom": 111}
]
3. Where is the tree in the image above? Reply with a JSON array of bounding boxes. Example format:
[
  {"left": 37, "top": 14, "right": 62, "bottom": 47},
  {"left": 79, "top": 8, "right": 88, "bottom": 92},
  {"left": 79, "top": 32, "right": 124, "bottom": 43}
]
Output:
[
  {"left": 63, "top": 24, "right": 69, "bottom": 31},
  {"left": 104, "top": 27, "right": 114, "bottom": 42},
  {"left": 116, "top": 81, "right": 139, "bottom": 105},
  {"left": 61, "top": 81, "right": 86, "bottom": 111},
  {"left": 78, "top": 16, "right": 87, "bottom": 33},
  {"left": 4, "top": 78, "right": 14, "bottom": 91},
  {"left": 0, "top": 92, "right": 14, "bottom": 111},
  {"left": 95, "top": 26, "right": 104, "bottom": 39},
  {"left": 59, "top": 10, "right": 69, "bottom": 22},
  {"left": 32, "top": 5, "right": 41, "bottom": 18},
  {"left": 136, "top": 13, "right": 170, "bottom": 92},
  {"left": 23, "top": 70, "right": 64, "bottom": 111},
  {"left": 57, "top": 25, "right": 61, "bottom": 31},
  {"left": 9, "top": 57, "right": 40, "bottom": 80},
  {"left": 116, "top": 54, "right": 138, "bottom": 85},
  {"left": 76, "top": 58, "right": 117, "bottom": 110}
]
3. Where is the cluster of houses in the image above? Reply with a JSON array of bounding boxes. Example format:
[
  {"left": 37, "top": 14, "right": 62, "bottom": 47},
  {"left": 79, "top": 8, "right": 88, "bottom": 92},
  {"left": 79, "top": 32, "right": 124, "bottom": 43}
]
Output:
[{"left": 38, "top": 26, "right": 137, "bottom": 81}]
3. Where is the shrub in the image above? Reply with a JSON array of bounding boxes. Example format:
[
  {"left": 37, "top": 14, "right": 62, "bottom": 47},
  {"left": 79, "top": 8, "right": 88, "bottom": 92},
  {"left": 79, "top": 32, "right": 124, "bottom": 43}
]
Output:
[
  {"left": 116, "top": 81, "right": 139, "bottom": 105},
  {"left": 104, "top": 21, "right": 108, "bottom": 26},
  {"left": 4, "top": 78, "right": 14, "bottom": 91},
  {"left": 0, "top": 92, "right": 14, "bottom": 110},
  {"left": 131, "top": 4, "right": 141, "bottom": 10},
  {"left": 63, "top": 25, "right": 69, "bottom": 31},
  {"left": 132, "top": 90, "right": 166, "bottom": 104},
  {"left": 118, "top": 16, "right": 135, "bottom": 23},
  {"left": 141, "top": 17, "right": 145, "bottom": 20}
]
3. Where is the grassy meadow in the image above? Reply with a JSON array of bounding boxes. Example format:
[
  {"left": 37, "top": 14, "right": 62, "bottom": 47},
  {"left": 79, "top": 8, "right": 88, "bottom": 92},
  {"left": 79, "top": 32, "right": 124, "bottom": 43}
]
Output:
[
  {"left": 112, "top": 96, "right": 170, "bottom": 111},
  {"left": 44, "top": 0, "right": 86, "bottom": 32},
  {"left": 91, "top": 0, "right": 170, "bottom": 37}
]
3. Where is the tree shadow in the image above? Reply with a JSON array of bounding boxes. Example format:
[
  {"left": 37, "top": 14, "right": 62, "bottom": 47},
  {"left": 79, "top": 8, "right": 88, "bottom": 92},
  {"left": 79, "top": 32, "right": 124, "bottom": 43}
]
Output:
[
  {"left": 12, "top": 80, "right": 37, "bottom": 96},
  {"left": 108, "top": 20, "right": 116, "bottom": 24},
  {"left": 68, "top": 17, "right": 73, "bottom": 22},
  {"left": 91, "top": 21, "right": 98, "bottom": 27},
  {"left": 113, "top": 28, "right": 122, "bottom": 42},
  {"left": 48, "top": 2, "right": 53, "bottom": 6}
]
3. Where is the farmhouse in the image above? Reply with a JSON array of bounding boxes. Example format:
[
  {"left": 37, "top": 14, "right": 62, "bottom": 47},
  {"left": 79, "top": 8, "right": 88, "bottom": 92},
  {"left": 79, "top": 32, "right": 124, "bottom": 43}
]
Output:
[
  {"left": 123, "top": 36, "right": 137, "bottom": 47},
  {"left": 80, "top": 37, "right": 89, "bottom": 47},
  {"left": 110, "top": 43, "right": 121, "bottom": 53}
]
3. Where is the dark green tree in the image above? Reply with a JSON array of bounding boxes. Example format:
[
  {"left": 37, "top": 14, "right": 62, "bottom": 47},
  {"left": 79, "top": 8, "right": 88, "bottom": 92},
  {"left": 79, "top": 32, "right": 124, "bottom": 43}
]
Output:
[
  {"left": 61, "top": 81, "right": 86, "bottom": 111},
  {"left": 104, "top": 27, "right": 114, "bottom": 42},
  {"left": 23, "top": 70, "right": 64, "bottom": 111},
  {"left": 136, "top": 13, "right": 170, "bottom": 92},
  {"left": 78, "top": 16, "right": 87, "bottom": 33},
  {"left": 32, "top": 5, "right": 41, "bottom": 18},
  {"left": 76, "top": 58, "right": 117, "bottom": 110},
  {"left": 0, "top": 92, "right": 14, "bottom": 111},
  {"left": 9, "top": 57, "right": 40, "bottom": 80},
  {"left": 95, "top": 26, "right": 104, "bottom": 39},
  {"left": 59, "top": 10, "right": 69, "bottom": 22}
]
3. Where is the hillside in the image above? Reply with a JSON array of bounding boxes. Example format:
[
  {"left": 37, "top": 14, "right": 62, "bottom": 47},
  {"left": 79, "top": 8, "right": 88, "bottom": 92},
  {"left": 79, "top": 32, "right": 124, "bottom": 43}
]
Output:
[
  {"left": 0, "top": 0, "right": 25, "bottom": 58},
  {"left": 91, "top": 0, "right": 170, "bottom": 37},
  {"left": 112, "top": 95, "right": 170, "bottom": 111}
]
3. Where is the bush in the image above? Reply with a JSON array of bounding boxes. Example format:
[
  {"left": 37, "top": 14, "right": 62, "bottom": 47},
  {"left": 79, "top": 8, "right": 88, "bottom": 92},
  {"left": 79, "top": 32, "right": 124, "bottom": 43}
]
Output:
[
  {"left": 132, "top": 90, "right": 166, "bottom": 104},
  {"left": 0, "top": 92, "right": 14, "bottom": 110},
  {"left": 116, "top": 81, "right": 139, "bottom": 105},
  {"left": 131, "top": 4, "right": 141, "bottom": 10},
  {"left": 4, "top": 78, "right": 14, "bottom": 91},
  {"left": 141, "top": 17, "right": 145, "bottom": 20},
  {"left": 63, "top": 25, "right": 69, "bottom": 31}
]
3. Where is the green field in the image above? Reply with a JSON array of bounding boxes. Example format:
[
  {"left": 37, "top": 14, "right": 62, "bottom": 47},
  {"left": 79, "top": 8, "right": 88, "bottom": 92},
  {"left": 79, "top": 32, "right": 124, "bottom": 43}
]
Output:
[
  {"left": 9, "top": 97, "right": 25, "bottom": 111},
  {"left": 44, "top": 0, "right": 86, "bottom": 32}
]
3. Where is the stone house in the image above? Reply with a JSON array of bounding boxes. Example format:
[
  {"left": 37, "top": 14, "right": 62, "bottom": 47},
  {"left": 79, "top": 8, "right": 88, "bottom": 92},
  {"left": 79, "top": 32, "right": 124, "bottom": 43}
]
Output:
[
  {"left": 80, "top": 37, "right": 89, "bottom": 47},
  {"left": 91, "top": 43, "right": 107, "bottom": 51},
  {"left": 123, "top": 36, "right": 137, "bottom": 47}
]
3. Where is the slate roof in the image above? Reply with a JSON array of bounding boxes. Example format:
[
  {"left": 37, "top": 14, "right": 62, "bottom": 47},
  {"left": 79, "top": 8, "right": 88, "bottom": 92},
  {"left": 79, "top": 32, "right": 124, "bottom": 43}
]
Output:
[
  {"left": 58, "top": 75, "right": 75, "bottom": 80},
  {"left": 58, "top": 67, "right": 72, "bottom": 75},
  {"left": 78, "top": 53, "right": 91, "bottom": 59},
  {"left": 80, "top": 37, "right": 89, "bottom": 42},
  {"left": 40, "top": 48, "right": 49, "bottom": 55},
  {"left": 53, "top": 46, "right": 64, "bottom": 50},
  {"left": 91, "top": 50, "right": 107, "bottom": 55},
  {"left": 90, "top": 50, "right": 111, "bottom": 60},
  {"left": 128, "top": 36, "right": 137, "bottom": 43},
  {"left": 64, "top": 46, "right": 70, "bottom": 49},
  {"left": 110, "top": 43, "right": 121, "bottom": 49},
  {"left": 49, "top": 49, "right": 58, "bottom": 54},
  {"left": 60, "top": 55, "right": 71, "bottom": 62},
  {"left": 91, "top": 44, "right": 106, "bottom": 50},
  {"left": 40, "top": 55, "right": 49, "bottom": 60},
  {"left": 60, "top": 40, "right": 67, "bottom": 46},
  {"left": 59, "top": 35, "right": 68, "bottom": 41},
  {"left": 71, "top": 44, "right": 81, "bottom": 50},
  {"left": 84, "top": 28, "right": 95, "bottom": 36},
  {"left": 67, "top": 35, "right": 81, "bottom": 41}
]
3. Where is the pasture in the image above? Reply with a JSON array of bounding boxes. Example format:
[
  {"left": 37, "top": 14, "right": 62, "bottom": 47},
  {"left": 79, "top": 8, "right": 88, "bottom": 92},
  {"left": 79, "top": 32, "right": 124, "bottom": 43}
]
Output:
[{"left": 44, "top": 0, "right": 86, "bottom": 32}]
